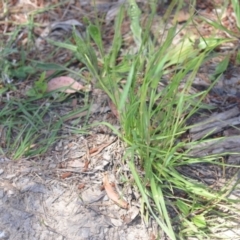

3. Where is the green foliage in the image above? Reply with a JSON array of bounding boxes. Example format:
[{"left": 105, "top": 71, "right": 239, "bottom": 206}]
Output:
[
  {"left": 88, "top": 24, "right": 104, "bottom": 55},
  {"left": 66, "top": 2, "right": 240, "bottom": 238},
  {"left": 127, "top": 0, "right": 142, "bottom": 50},
  {"left": 0, "top": 97, "right": 59, "bottom": 159},
  {"left": 26, "top": 72, "right": 47, "bottom": 97},
  {"left": 232, "top": 0, "right": 240, "bottom": 29},
  {"left": 0, "top": 95, "right": 89, "bottom": 159},
  {"left": 0, "top": 29, "right": 36, "bottom": 89},
  {"left": 27, "top": 1, "right": 240, "bottom": 239},
  {"left": 192, "top": 215, "right": 207, "bottom": 229},
  {"left": 12, "top": 65, "right": 36, "bottom": 79},
  {"left": 236, "top": 49, "right": 240, "bottom": 65},
  {"left": 210, "top": 55, "right": 230, "bottom": 81}
]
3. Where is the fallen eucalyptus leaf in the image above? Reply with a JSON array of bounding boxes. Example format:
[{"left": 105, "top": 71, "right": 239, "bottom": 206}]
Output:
[
  {"left": 47, "top": 76, "right": 84, "bottom": 93},
  {"left": 103, "top": 173, "right": 128, "bottom": 209}
]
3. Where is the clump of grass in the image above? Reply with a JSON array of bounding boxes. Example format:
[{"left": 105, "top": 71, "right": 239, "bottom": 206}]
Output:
[
  {"left": 0, "top": 93, "right": 90, "bottom": 160},
  {"left": 0, "top": 41, "right": 89, "bottom": 160},
  {"left": 52, "top": 0, "right": 240, "bottom": 239},
  {"left": 2, "top": 0, "right": 240, "bottom": 239},
  {"left": 0, "top": 95, "right": 55, "bottom": 159},
  {"left": 0, "top": 8, "right": 89, "bottom": 160}
]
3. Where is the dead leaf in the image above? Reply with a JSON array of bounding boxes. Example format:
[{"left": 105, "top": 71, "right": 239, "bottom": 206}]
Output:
[
  {"left": 174, "top": 9, "right": 190, "bottom": 23},
  {"left": 122, "top": 206, "right": 139, "bottom": 224},
  {"left": 78, "top": 183, "right": 85, "bottom": 189},
  {"left": 61, "top": 172, "right": 72, "bottom": 179},
  {"left": 83, "top": 160, "right": 90, "bottom": 172},
  {"left": 47, "top": 76, "right": 83, "bottom": 93},
  {"left": 108, "top": 98, "right": 119, "bottom": 119},
  {"left": 150, "top": 233, "right": 157, "bottom": 240},
  {"left": 88, "top": 139, "right": 116, "bottom": 157},
  {"left": 45, "top": 70, "right": 56, "bottom": 78},
  {"left": 103, "top": 173, "right": 128, "bottom": 209},
  {"left": 58, "top": 161, "right": 68, "bottom": 168},
  {"left": 71, "top": 98, "right": 78, "bottom": 108}
]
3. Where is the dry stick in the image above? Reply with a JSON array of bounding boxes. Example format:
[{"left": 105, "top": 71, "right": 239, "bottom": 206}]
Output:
[
  {"left": 190, "top": 106, "right": 240, "bottom": 141},
  {"left": 187, "top": 106, "right": 240, "bottom": 157},
  {"left": 186, "top": 136, "right": 240, "bottom": 157}
]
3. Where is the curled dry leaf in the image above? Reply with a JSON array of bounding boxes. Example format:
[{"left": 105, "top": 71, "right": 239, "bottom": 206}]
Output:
[
  {"left": 71, "top": 98, "right": 78, "bottom": 108},
  {"left": 83, "top": 160, "right": 90, "bottom": 172},
  {"left": 174, "top": 9, "right": 191, "bottom": 23},
  {"left": 103, "top": 173, "right": 128, "bottom": 209},
  {"left": 61, "top": 172, "right": 72, "bottom": 179},
  {"left": 47, "top": 76, "right": 83, "bottom": 93},
  {"left": 78, "top": 183, "right": 85, "bottom": 190},
  {"left": 108, "top": 98, "right": 119, "bottom": 119}
]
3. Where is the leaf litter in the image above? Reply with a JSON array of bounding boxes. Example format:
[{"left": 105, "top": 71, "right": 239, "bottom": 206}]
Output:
[
  {"left": 47, "top": 76, "right": 84, "bottom": 93},
  {"left": 103, "top": 173, "right": 129, "bottom": 209}
]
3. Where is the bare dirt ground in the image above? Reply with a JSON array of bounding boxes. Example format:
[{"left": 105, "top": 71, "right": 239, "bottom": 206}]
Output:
[
  {"left": 0, "top": 112, "right": 161, "bottom": 239},
  {"left": 1, "top": 0, "right": 240, "bottom": 239},
  {"left": 0, "top": 145, "right": 157, "bottom": 239}
]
